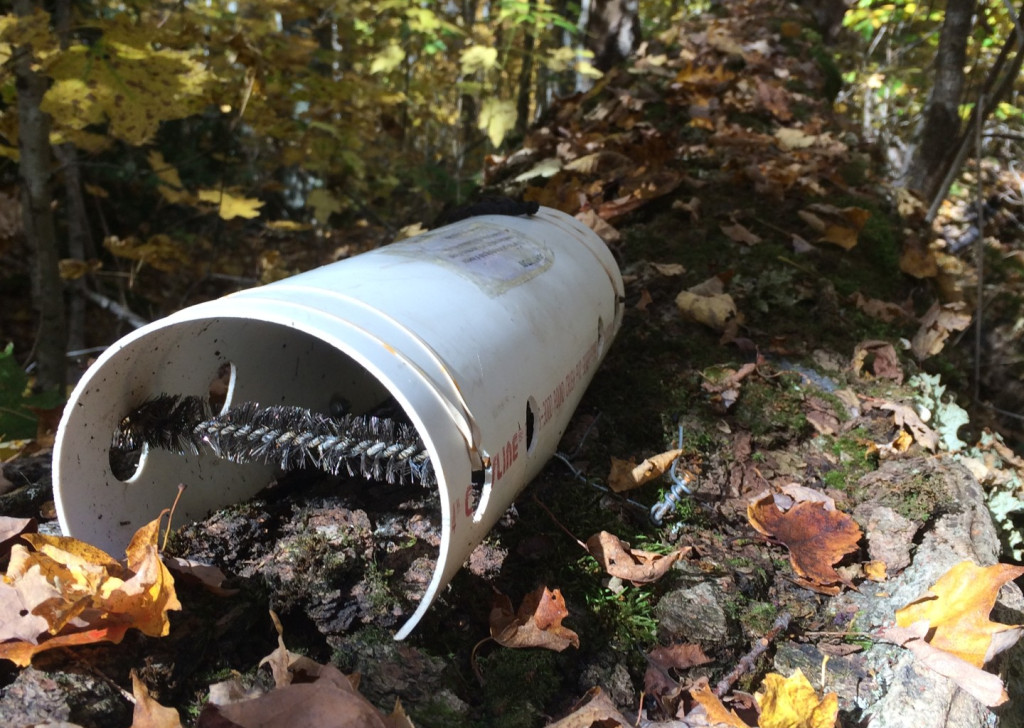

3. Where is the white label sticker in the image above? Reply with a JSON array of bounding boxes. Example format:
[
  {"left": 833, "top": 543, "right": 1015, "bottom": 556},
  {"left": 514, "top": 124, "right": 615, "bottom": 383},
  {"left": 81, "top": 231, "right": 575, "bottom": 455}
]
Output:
[{"left": 383, "top": 223, "right": 553, "bottom": 294}]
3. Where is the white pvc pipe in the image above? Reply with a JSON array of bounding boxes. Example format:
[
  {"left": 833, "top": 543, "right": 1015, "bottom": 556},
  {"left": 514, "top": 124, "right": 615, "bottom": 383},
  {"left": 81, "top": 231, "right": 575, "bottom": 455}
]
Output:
[{"left": 53, "top": 207, "right": 623, "bottom": 638}]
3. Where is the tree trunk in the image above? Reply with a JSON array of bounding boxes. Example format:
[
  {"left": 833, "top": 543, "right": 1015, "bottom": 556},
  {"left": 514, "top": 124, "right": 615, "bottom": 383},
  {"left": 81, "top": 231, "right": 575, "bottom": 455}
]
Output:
[
  {"left": 14, "top": 0, "right": 67, "bottom": 395},
  {"left": 903, "top": 0, "right": 976, "bottom": 199},
  {"left": 515, "top": 0, "right": 537, "bottom": 136}
]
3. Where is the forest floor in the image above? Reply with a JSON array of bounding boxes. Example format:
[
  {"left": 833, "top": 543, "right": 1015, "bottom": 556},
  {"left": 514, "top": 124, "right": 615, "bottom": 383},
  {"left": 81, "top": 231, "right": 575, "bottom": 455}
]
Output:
[{"left": 3, "top": 0, "right": 1024, "bottom": 727}]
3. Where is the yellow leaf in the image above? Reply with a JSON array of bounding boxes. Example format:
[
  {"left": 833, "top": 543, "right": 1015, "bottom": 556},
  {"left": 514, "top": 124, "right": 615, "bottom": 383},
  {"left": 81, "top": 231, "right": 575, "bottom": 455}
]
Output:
[
  {"left": 758, "top": 670, "right": 839, "bottom": 728},
  {"left": 148, "top": 151, "right": 192, "bottom": 204},
  {"left": 895, "top": 561, "right": 1024, "bottom": 667},
  {"left": 307, "top": 188, "right": 344, "bottom": 225},
  {"left": 42, "top": 26, "right": 210, "bottom": 146},
  {"left": 460, "top": 45, "right": 499, "bottom": 74},
  {"left": 59, "top": 258, "right": 102, "bottom": 280},
  {"left": 478, "top": 97, "right": 517, "bottom": 147},
  {"left": 197, "top": 189, "right": 264, "bottom": 220},
  {"left": 369, "top": 43, "right": 405, "bottom": 74}
]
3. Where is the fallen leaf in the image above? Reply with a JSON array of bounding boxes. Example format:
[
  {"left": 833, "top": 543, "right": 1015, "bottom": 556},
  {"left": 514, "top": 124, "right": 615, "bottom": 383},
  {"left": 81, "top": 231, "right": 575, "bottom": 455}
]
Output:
[
  {"left": 490, "top": 586, "right": 579, "bottom": 651},
  {"left": 689, "top": 678, "right": 752, "bottom": 727},
  {"left": 850, "top": 292, "right": 912, "bottom": 323},
  {"left": 635, "top": 288, "right": 654, "bottom": 311},
  {"left": 0, "top": 517, "right": 180, "bottom": 666},
  {"left": 758, "top": 669, "right": 839, "bottom": 728},
  {"left": 546, "top": 687, "right": 632, "bottom": 727},
  {"left": 652, "top": 262, "right": 686, "bottom": 276},
  {"left": 880, "top": 622, "right": 1009, "bottom": 707},
  {"left": 576, "top": 208, "right": 621, "bottom": 244},
  {"left": 894, "top": 561, "right": 1024, "bottom": 667},
  {"left": 586, "top": 532, "right": 689, "bottom": 584},
  {"left": 607, "top": 449, "right": 683, "bottom": 492},
  {"left": 0, "top": 516, "right": 35, "bottom": 558},
  {"left": 721, "top": 221, "right": 762, "bottom": 246},
  {"left": 911, "top": 301, "right": 971, "bottom": 360},
  {"left": 747, "top": 493, "right": 862, "bottom": 594},
  {"left": 864, "top": 560, "right": 887, "bottom": 582},
  {"left": 878, "top": 401, "right": 939, "bottom": 451},
  {"left": 851, "top": 340, "right": 903, "bottom": 384},
  {"left": 164, "top": 556, "right": 239, "bottom": 596},
  {"left": 644, "top": 643, "right": 712, "bottom": 700},
  {"left": 131, "top": 670, "right": 183, "bottom": 728},
  {"left": 676, "top": 276, "right": 738, "bottom": 331}
]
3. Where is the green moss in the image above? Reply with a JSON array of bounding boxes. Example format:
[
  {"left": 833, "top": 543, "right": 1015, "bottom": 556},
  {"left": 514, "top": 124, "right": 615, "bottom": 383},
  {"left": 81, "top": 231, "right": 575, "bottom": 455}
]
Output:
[
  {"left": 821, "top": 429, "right": 878, "bottom": 493},
  {"left": 877, "top": 468, "right": 953, "bottom": 523},
  {"left": 732, "top": 375, "right": 809, "bottom": 447},
  {"left": 477, "top": 649, "right": 563, "bottom": 728}
]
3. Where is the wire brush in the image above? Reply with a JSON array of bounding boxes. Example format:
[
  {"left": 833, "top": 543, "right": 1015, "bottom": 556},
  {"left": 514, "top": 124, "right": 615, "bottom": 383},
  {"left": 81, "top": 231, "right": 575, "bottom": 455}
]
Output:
[{"left": 111, "top": 394, "right": 434, "bottom": 485}]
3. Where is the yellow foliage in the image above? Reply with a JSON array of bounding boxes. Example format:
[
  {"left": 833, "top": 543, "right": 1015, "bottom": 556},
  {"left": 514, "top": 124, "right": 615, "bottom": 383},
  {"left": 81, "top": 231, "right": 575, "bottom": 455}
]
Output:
[
  {"left": 197, "top": 189, "right": 265, "bottom": 220},
  {"left": 460, "top": 45, "right": 499, "bottom": 74},
  {"left": 758, "top": 670, "right": 838, "bottom": 728},
  {"left": 479, "top": 97, "right": 517, "bottom": 147},
  {"left": 369, "top": 43, "right": 405, "bottom": 74},
  {"left": 41, "top": 16, "right": 211, "bottom": 146}
]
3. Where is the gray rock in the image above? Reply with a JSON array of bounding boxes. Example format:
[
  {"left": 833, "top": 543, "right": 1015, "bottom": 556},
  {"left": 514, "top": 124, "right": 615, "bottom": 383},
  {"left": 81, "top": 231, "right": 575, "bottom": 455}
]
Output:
[
  {"left": 655, "top": 580, "right": 733, "bottom": 644},
  {"left": 804, "top": 457, "right": 1024, "bottom": 728}
]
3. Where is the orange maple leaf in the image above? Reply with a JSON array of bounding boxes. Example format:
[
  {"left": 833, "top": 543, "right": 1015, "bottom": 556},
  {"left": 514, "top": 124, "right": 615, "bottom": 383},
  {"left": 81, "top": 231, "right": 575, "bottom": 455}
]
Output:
[
  {"left": 490, "top": 586, "right": 579, "bottom": 651},
  {"left": 0, "top": 516, "right": 180, "bottom": 666},
  {"left": 747, "top": 492, "right": 862, "bottom": 594},
  {"left": 689, "top": 678, "right": 751, "bottom": 727},
  {"left": 895, "top": 561, "right": 1024, "bottom": 667}
]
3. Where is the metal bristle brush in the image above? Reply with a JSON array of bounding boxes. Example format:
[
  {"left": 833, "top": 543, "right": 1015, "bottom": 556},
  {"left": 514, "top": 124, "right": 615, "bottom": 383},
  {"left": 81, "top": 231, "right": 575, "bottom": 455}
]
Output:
[{"left": 110, "top": 394, "right": 435, "bottom": 486}]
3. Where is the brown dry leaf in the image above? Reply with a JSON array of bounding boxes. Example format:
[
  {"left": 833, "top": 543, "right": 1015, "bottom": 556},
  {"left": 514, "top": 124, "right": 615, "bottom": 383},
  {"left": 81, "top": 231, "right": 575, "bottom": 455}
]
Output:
[
  {"left": 607, "top": 449, "right": 683, "bottom": 492},
  {"left": 849, "top": 292, "right": 912, "bottom": 323},
  {"left": 851, "top": 340, "right": 903, "bottom": 384},
  {"left": 490, "top": 586, "right": 579, "bottom": 651},
  {"left": 721, "top": 221, "right": 762, "bottom": 246},
  {"left": 645, "top": 643, "right": 712, "bottom": 700},
  {"left": 636, "top": 288, "right": 654, "bottom": 311},
  {"left": 880, "top": 622, "right": 1009, "bottom": 707},
  {"left": 758, "top": 669, "right": 839, "bottom": 728},
  {"left": 575, "top": 208, "right": 621, "bottom": 244},
  {"left": 586, "top": 532, "right": 690, "bottom": 584},
  {"left": 747, "top": 493, "right": 862, "bottom": 594},
  {"left": 803, "top": 396, "right": 839, "bottom": 436},
  {"left": 199, "top": 617, "right": 413, "bottom": 727},
  {"left": 164, "top": 556, "right": 239, "bottom": 597},
  {"left": 546, "top": 687, "right": 632, "bottom": 727},
  {"left": 878, "top": 401, "right": 939, "bottom": 452},
  {"left": 911, "top": 301, "right": 971, "bottom": 360},
  {"left": 895, "top": 561, "right": 1024, "bottom": 667},
  {"left": 689, "top": 678, "right": 753, "bottom": 727},
  {"left": 131, "top": 670, "right": 183, "bottom": 728},
  {"left": 0, "top": 517, "right": 180, "bottom": 666},
  {"left": 900, "top": 235, "right": 939, "bottom": 278},
  {"left": 198, "top": 681, "right": 401, "bottom": 728}
]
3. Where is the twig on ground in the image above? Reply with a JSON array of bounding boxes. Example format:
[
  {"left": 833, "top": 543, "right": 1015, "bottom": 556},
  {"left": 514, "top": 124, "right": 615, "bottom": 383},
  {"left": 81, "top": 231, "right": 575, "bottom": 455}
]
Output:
[{"left": 713, "top": 611, "right": 792, "bottom": 698}]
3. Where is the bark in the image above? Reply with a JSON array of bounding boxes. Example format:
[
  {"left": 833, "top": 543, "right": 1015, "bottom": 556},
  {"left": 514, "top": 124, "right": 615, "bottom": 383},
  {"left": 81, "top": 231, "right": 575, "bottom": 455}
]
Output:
[
  {"left": 515, "top": 0, "right": 537, "bottom": 136},
  {"left": 14, "top": 0, "right": 67, "bottom": 394},
  {"left": 55, "top": 0, "right": 91, "bottom": 354},
  {"left": 903, "top": 0, "right": 976, "bottom": 199}
]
